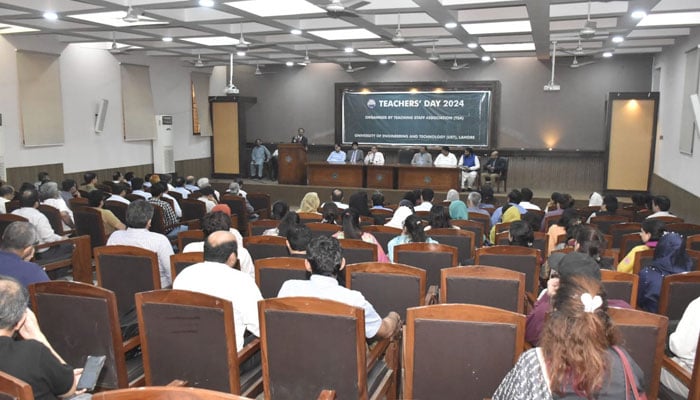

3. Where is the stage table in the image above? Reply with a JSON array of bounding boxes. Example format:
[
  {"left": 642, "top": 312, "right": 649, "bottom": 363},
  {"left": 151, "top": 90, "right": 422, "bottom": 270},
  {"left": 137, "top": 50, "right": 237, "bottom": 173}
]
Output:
[
  {"left": 307, "top": 162, "right": 364, "bottom": 187},
  {"left": 396, "top": 165, "right": 460, "bottom": 191},
  {"left": 366, "top": 165, "right": 395, "bottom": 189}
]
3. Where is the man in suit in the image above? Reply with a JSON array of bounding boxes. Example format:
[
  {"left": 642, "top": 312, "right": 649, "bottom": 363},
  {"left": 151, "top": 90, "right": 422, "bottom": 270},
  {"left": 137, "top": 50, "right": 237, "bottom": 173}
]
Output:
[
  {"left": 346, "top": 141, "right": 364, "bottom": 164},
  {"left": 291, "top": 127, "right": 308, "bottom": 150},
  {"left": 411, "top": 146, "right": 433, "bottom": 166},
  {"left": 483, "top": 150, "right": 507, "bottom": 186}
]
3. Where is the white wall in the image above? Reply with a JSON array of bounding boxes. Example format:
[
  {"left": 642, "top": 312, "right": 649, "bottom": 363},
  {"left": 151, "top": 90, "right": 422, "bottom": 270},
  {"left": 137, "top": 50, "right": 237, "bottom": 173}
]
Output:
[
  {"left": 0, "top": 35, "right": 211, "bottom": 174},
  {"left": 653, "top": 26, "right": 700, "bottom": 197}
]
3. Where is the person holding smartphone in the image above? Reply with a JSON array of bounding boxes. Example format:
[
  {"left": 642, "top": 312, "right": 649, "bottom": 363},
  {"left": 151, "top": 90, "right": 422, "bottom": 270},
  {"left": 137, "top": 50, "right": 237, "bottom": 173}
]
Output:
[{"left": 0, "top": 275, "right": 83, "bottom": 399}]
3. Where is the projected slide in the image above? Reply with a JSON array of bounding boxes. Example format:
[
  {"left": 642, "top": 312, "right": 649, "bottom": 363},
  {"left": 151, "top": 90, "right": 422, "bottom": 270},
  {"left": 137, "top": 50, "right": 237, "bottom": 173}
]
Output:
[{"left": 342, "top": 91, "right": 491, "bottom": 147}]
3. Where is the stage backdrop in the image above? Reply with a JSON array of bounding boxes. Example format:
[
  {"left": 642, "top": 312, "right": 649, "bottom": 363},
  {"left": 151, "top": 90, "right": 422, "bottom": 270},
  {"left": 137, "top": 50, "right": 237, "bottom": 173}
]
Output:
[{"left": 336, "top": 81, "right": 498, "bottom": 148}]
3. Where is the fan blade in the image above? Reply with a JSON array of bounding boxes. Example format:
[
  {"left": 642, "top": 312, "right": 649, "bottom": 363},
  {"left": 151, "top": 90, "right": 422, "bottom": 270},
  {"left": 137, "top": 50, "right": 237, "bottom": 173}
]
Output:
[
  {"left": 346, "top": 0, "right": 370, "bottom": 10},
  {"left": 570, "top": 60, "right": 595, "bottom": 68},
  {"left": 352, "top": 66, "right": 367, "bottom": 72}
]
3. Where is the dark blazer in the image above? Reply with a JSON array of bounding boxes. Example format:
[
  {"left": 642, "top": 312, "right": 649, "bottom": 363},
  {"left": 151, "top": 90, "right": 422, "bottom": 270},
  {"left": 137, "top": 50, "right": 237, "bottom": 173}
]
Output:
[
  {"left": 346, "top": 149, "right": 364, "bottom": 163},
  {"left": 485, "top": 157, "right": 507, "bottom": 173},
  {"left": 292, "top": 134, "right": 308, "bottom": 148}
]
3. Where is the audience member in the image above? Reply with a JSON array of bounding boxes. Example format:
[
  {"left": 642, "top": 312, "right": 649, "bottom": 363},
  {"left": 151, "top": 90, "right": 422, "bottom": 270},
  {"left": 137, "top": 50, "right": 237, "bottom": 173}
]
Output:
[
  {"left": 124, "top": 171, "right": 134, "bottom": 188},
  {"left": 411, "top": 146, "right": 432, "bottom": 166},
  {"left": 285, "top": 224, "right": 312, "bottom": 258},
  {"left": 384, "top": 205, "right": 413, "bottom": 229},
  {"left": 445, "top": 189, "right": 460, "bottom": 202},
  {"left": 89, "top": 189, "right": 126, "bottom": 237},
  {"left": 483, "top": 150, "right": 507, "bottom": 187},
  {"left": 387, "top": 214, "right": 438, "bottom": 262},
  {"left": 321, "top": 202, "right": 340, "bottom": 224},
  {"left": 575, "top": 225, "right": 612, "bottom": 270},
  {"left": 291, "top": 127, "right": 308, "bottom": 150},
  {"left": 107, "top": 200, "right": 173, "bottom": 287},
  {"left": 149, "top": 183, "right": 187, "bottom": 239},
  {"left": 59, "top": 180, "right": 79, "bottom": 205},
  {"left": 402, "top": 190, "right": 419, "bottom": 207},
  {"left": 329, "top": 188, "right": 348, "bottom": 209},
  {"left": 364, "top": 145, "right": 385, "bottom": 165},
  {"left": 490, "top": 189, "right": 527, "bottom": 227},
  {"left": 194, "top": 186, "right": 216, "bottom": 213},
  {"left": 346, "top": 141, "right": 364, "bottom": 164},
  {"left": 79, "top": 172, "right": 97, "bottom": 192},
  {"left": 414, "top": 188, "right": 434, "bottom": 212},
  {"left": 638, "top": 232, "right": 692, "bottom": 312},
  {"left": 465, "top": 191, "right": 488, "bottom": 217},
  {"left": 327, "top": 144, "right": 346, "bottom": 163},
  {"left": 434, "top": 146, "right": 458, "bottom": 167},
  {"left": 130, "top": 177, "right": 152, "bottom": 200},
  {"left": 519, "top": 188, "right": 541, "bottom": 211},
  {"left": 509, "top": 220, "right": 534, "bottom": 248},
  {"left": 458, "top": 147, "right": 480, "bottom": 191},
  {"left": 332, "top": 208, "right": 389, "bottom": 262},
  {"left": 172, "top": 177, "right": 190, "bottom": 199},
  {"left": 112, "top": 171, "right": 124, "bottom": 185},
  {"left": 586, "top": 194, "right": 619, "bottom": 223},
  {"left": 184, "top": 176, "right": 199, "bottom": 192},
  {"left": 588, "top": 191, "right": 603, "bottom": 207},
  {"left": 0, "top": 185, "right": 14, "bottom": 213},
  {"left": 227, "top": 182, "right": 257, "bottom": 220},
  {"left": 299, "top": 192, "right": 321, "bottom": 213},
  {"left": 448, "top": 200, "right": 469, "bottom": 221},
  {"left": 277, "top": 236, "right": 401, "bottom": 339},
  {"left": 479, "top": 186, "right": 496, "bottom": 210},
  {"left": 647, "top": 195, "right": 674, "bottom": 219},
  {"left": 34, "top": 172, "right": 50, "bottom": 190},
  {"left": 618, "top": 219, "right": 666, "bottom": 274},
  {"left": 660, "top": 296, "right": 699, "bottom": 398},
  {"left": 497, "top": 273, "right": 644, "bottom": 399},
  {"left": 0, "top": 222, "right": 49, "bottom": 288},
  {"left": 271, "top": 211, "right": 301, "bottom": 238},
  {"left": 348, "top": 191, "right": 372, "bottom": 218},
  {"left": 107, "top": 183, "right": 130, "bottom": 205},
  {"left": 270, "top": 201, "right": 289, "bottom": 220},
  {"left": 546, "top": 208, "right": 580, "bottom": 255},
  {"left": 38, "top": 181, "right": 74, "bottom": 230},
  {"left": 370, "top": 192, "right": 392, "bottom": 212},
  {"left": 197, "top": 177, "right": 220, "bottom": 201},
  {"left": 541, "top": 192, "right": 572, "bottom": 231},
  {"left": 489, "top": 204, "right": 521, "bottom": 244},
  {"left": 425, "top": 205, "right": 456, "bottom": 230}
]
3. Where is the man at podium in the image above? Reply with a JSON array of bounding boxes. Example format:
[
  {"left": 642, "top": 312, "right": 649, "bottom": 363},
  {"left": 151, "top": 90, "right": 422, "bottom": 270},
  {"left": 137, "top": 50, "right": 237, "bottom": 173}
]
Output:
[{"left": 291, "top": 127, "right": 308, "bottom": 150}]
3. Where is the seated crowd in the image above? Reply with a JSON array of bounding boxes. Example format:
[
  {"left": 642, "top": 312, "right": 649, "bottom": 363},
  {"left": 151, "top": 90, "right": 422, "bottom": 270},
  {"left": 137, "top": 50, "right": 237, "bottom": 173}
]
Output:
[{"left": 0, "top": 170, "right": 697, "bottom": 399}]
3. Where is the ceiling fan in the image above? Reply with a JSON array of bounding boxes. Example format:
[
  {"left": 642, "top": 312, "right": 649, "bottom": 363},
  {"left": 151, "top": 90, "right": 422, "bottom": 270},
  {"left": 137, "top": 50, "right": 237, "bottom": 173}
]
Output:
[
  {"left": 122, "top": 0, "right": 144, "bottom": 23},
  {"left": 108, "top": 32, "right": 134, "bottom": 54},
  {"left": 254, "top": 64, "right": 275, "bottom": 76},
  {"left": 345, "top": 62, "right": 366, "bottom": 73},
  {"left": 445, "top": 56, "right": 469, "bottom": 71},
  {"left": 570, "top": 55, "right": 596, "bottom": 69},
  {"left": 325, "top": 0, "right": 369, "bottom": 18},
  {"left": 184, "top": 54, "right": 219, "bottom": 68},
  {"left": 580, "top": 0, "right": 597, "bottom": 39},
  {"left": 224, "top": 54, "right": 239, "bottom": 95},
  {"left": 236, "top": 23, "right": 276, "bottom": 52},
  {"left": 392, "top": 13, "right": 435, "bottom": 45},
  {"left": 427, "top": 41, "right": 440, "bottom": 62}
]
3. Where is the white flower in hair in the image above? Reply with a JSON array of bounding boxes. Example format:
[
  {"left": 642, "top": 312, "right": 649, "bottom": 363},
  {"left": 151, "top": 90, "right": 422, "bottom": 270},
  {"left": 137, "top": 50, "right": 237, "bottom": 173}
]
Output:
[{"left": 580, "top": 293, "right": 603, "bottom": 313}]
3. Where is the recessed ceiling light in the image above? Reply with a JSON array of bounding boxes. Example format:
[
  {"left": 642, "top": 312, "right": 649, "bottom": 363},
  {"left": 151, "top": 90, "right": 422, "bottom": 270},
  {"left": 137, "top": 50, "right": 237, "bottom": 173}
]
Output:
[
  {"left": 286, "top": 61, "right": 294, "bottom": 67},
  {"left": 603, "top": 51, "right": 613, "bottom": 58},
  {"left": 481, "top": 55, "right": 491, "bottom": 62},
  {"left": 467, "top": 42, "right": 478, "bottom": 49},
  {"left": 43, "top": 11, "right": 58, "bottom": 20},
  {"left": 309, "top": 28, "right": 380, "bottom": 41},
  {"left": 182, "top": 36, "right": 240, "bottom": 46},
  {"left": 237, "top": 50, "right": 246, "bottom": 56},
  {"left": 162, "top": 36, "right": 173, "bottom": 42},
  {"left": 291, "top": 28, "right": 302, "bottom": 35},
  {"left": 612, "top": 35, "right": 624, "bottom": 43},
  {"left": 481, "top": 43, "right": 535, "bottom": 52},
  {"left": 638, "top": 12, "right": 700, "bottom": 27},
  {"left": 444, "top": 22, "right": 457, "bottom": 29},
  {"left": 462, "top": 20, "right": 531, "bottom": 35},
  {"left": 226, "top": 0, "right": 325, "bottom": 17},
  {"left": 379, "top": 59, "right": 388, "bottom": 64},
  {"left": 199, "top": 0, "right": 215, "bottom": 7},
  {"left": 344, "top": 47, "right": 354, "bottom": 53},
  {"left": 358, "top": 48, "right": 412, "bottom": 56},
  {"left": 631, "top": 10, "right": 647, "bottom": 19}
]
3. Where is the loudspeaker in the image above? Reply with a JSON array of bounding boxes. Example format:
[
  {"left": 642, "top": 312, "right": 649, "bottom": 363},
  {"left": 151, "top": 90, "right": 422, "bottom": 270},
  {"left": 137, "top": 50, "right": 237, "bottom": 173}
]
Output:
[{"left": 95, "top": 99, "right": 109, "bottom": 133}]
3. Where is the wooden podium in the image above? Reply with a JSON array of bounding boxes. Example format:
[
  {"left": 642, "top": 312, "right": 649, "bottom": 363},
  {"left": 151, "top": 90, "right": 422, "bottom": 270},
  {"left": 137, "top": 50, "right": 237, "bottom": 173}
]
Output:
[{"left": 277, "top": 144, "right": 307, "bottom": 185}]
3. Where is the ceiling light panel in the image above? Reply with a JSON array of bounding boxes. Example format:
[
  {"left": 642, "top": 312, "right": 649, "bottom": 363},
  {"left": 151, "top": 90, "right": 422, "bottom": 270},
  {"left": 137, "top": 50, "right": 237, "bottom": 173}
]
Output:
[
  {"left": 638, "top": 12, "right": 700, "bottom": 27},
  {"left": 627, "top": 27, "right": 691, "bottom": 38},
  {"left": 477, "top": 34, "right": 533, "bottom": 44},
  {"left": 1, "top": 0, "right": 97, "bottom": 12},
  {"left": 462, "top": 20, "right": 531, "bottom": 34},
  {"left": 150, "top": 7, "right": 240, "bottom": 22},
  {"left": 550, "top": 1, "right": 629, "bottom": 18},
  {"left": 68, "top": 11, "right": 168, "bottom": 27},
  {"left": 181, "top": 36, "right": 240, "bottom": 46},
  {"left": 613, "top": 46, "right": 663, "bottom": 53},
  {"left": 373, "top": 13, "right": 436, "bottom": 25},
  {"left": 481, "top": 42, "right": 535, "bottom": 52},
  {"left": 0, "top": 22, "right": 38, "bottom": 33},
  {"left": 225, "top": 0, "right": 325, "bottom": 17},
  {"left": 457, "top": 6, "right": 529, "bottom": 22},
  {"left": 4, "top": 18, "right": 85, "bottom": 30},
  {"left": 308, "top": 28, "right": 380, "bottom": 40},
  {"left": 550, "top": 17, "right": 618, "bottom": 31},
  {"left": 358, "top": 48, "right": 413, "bottom": 55},
  {"left": 652, "top": 0, "right": 700, "bottom": 12},
  {"left": 358, "top": 0, "right": 419, "bottom": 10},
  {"left": 291, "top": 18, "right": 356, "bottom": 30},
  {"left": 441, "top": 0, "right": 514, "bottom": 5},
  {"left": 619, "top": 38, "right": 675, "bottom": 47}
]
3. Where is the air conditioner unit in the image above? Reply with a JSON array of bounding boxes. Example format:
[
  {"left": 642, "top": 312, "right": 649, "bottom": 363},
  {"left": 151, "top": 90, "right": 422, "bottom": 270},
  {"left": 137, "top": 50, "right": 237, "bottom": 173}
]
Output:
[{"left": 153, "top": 115, "right": 175, "bottom": 174}]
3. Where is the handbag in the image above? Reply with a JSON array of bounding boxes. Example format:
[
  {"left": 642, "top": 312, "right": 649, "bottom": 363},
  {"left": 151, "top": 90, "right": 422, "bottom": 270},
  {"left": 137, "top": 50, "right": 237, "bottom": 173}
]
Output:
[{"left": 613, "top": 346, "right": 648, "bottom": 400}]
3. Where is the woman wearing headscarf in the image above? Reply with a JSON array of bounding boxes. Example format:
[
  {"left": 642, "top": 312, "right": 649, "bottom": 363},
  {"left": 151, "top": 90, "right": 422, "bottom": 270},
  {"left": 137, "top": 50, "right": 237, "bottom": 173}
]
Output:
[
  {"left": 588, "top": 191, "right": 604, "bottom": 207},
  {"left": 638, "top": 232, "right": 693, "bottom": 313},
  {"left": 298, "top": 192, "right": 321, "bottom": 213},
  {"left": 385, "top": 205, "right": 414, "bottom": 229},
  {"left": 448, "top": 200, "right": 469, "bottom": 221},
  {"left": 489, "top": 204, "right": 521, "bottom": 244}
]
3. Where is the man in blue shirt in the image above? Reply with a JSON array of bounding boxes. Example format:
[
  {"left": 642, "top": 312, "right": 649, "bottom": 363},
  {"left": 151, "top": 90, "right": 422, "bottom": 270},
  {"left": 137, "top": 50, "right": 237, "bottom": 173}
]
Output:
[
  {"left": 0, "top": 222, "right": 49, "bottom": 288},
  {"left": 249, "top": 139, "right": 271, "bottom": 179},
  {"left": 327, "top": 144, "right": 346, "bottom": 163},
  {"left": 490, "top": 189, "right": 528, "bottom": 227}
]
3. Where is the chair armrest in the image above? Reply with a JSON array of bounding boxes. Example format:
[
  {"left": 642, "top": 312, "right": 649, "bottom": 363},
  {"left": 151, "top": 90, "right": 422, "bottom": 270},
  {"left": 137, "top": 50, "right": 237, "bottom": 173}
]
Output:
[
  {"left": 425, "top": 285, "right": 439, "bottom": 305},
  {"left": 166, "top": 379, "right": 188, "bottom": 387},
  {"left": 367, "top": 336, "right": 390, "bottom": 371},
  {"left": 662, "top": 355, "right": 692, "bottom": 386},
  {"left": 237, "top": 337, "right": 260, "bottom": 365},
  {"left": 318, "top": 390, "right": 336, "bottom": 400},
  {"left": 34, "top": 235, "right": 92, "bottom": 284},
  {"left": 180, "top": 219, "right": 200, "bottom": 229},
  {"left": 122, "top": 336, "right": 140, "bottom": 353},
  {"left": 255, "top": 208, "right": 270, "bottom": 220}
]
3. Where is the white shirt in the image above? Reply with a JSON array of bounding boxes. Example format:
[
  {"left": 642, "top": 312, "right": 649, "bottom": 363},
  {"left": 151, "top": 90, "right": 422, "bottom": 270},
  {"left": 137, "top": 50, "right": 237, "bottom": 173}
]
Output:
[
  {"left": 433, "top": 152, "right": 458, "bottom": 167},
  {"left": 364, "top": 151, "right": 385, "bottom": 165},
  {"left": 172, "top": 187, "right": 190, "bottom": 199},
  {"left": 42, "top": 198, "right": 74, "bottom": 230},
  {"left": 669, "top": 296, "right": 700, "bottom": 372},
  {"left": 132, "top": 190, "right": 152, "bottom": 200},
  {"left": 0, "top": 198, "right": 9, "bottom": 214},
  {"left": 519, "top": 201, "right": 541, "bottom": 211},
  {"left": 278, "top": 274, "right": 382, "bottom": 338},
  {"left": 107, "top": 194, "right": 130, "bottom": 205},
  {"left": 12, "top": 207, "right": 63, "bottom": 244},
  {"left": 647, "top": 211, "right": 673, "bottom": 219},
  {"left": 414, "top": 201, "right": 433, "bottom": 212},
  {"left": 173, "top": 261, "right": 263, "bottom": 351},
  {"left": 198, "top": 197, "right": 216, "bottom": 213},
  {"left": 107, "top": 228, "right": 174, "bottom": 287},
  {"left": 162, "top": 193, "right": 182, "bottom": 218}
]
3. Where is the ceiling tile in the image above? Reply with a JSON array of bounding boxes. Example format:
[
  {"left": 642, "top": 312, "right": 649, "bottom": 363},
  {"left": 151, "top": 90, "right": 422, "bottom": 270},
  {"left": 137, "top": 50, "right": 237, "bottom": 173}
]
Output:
[
  {"left": 627, "top": 27, "right": 691, "bottom": 38},
  {"left": 550, "top": 1, "right": 629, "bottom": 18}
]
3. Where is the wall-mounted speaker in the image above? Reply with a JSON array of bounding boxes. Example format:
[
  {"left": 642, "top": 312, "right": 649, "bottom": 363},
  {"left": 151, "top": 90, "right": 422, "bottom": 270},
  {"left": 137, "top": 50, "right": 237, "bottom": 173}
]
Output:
[{"left": 95, "top": 99, "right": 109, "bottom": 133}]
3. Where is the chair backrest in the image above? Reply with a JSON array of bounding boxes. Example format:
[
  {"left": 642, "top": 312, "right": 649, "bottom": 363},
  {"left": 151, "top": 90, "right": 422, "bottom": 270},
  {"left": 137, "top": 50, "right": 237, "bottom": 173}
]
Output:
[
  {"left": 429, "top": 228, "right": 476, "bottom": 265},
  {"left": 254, "top": 257, "right": 308, "bottom": 299},
  {"left": 177, "top": 229, "right": 205, "bottom": 252},
  {"left": 29, "top": 281, "right": 132, "bottom": 389},
  {"left": 243, "top": 236, "right": 289, "bottom": 262},
  {"left": 170, "top": 252, "right": 204, "bottom": 280},
  {"left": 667, "top": 223, "right": 700, "bottom": 237},
  {"left": 370, "top": 209, "right": 393, "bottom": 225},
  {"left": 180, "top": 199, "right": 207, "bottom": 222},
  {"left": 136, "top": 290, "right": 243, "bottom": 393},
  {"left": 345, "top": 262, "right": 426, "bottom": 320},
  {"left": 74, "top": 207, "right": 107, "bottom": 250},
  {"left": 590, "top": 215, "right": 632, "bottom": 234},
  {"left": 37, "top": 204, "right": 69, "bottom": 235},
  {"left": 541, "top": 214, "right": 560, "bottom": 232},
  {"left": 690, "top": 234, "right": 700, "bottom": 252},
  {"left": 0, "top": 371, "right": 33, "bottom": 400},
  {"left": 0, "top": 214, "right": 27, "bottom": 237},
  {"left": 608, "top": 307, "right": 668, "bottom": 399},
  {"left": 404, "top": 303, "right": 524, "bottom": 400},
  {"left": 619, "top": 233, "right": 645, "bottom": 261},
  {"left": 68, "top": 197, "right": 89, "bottom": 211},
  {"left": 632, "top": 249, "right": 656, "bottom": 274},
  {"left": 440, "top": 266, "right": 525, "bottom": 313},
  {"left": 95, "top": 245, "right": 161, "bottom": 318},
  {"left": 394, "top": 243, "right": 459, "bottom": 288},
  {"left": 103, "top": 201, "right": 128, "bottom": 224},
  {"left": 258, "top": 297, "right": 369, "bottom": 400},
  {"left": 220, "top": 195, "right": 249, "bottom": 235},
  {"left": 450, "top": 220, "right": 484, "bottom": 246},
  {"left": 362, "top": 225, "right": 401, "bottom": 254},
  {"left": 609, "top": 223, "right": 642, "bottom": 249},
  {"left": 338, "top": 239, "right": 377, "bottom": 265},
  {"left": 577, "top": 205, "right": 601, "bottom": 222},
  {"left": 657, "top": 271, "right": 700, "bottom": 322},
  {"left": 652, "top": 216, "right": 685, "bottom": 224},
  {"left": 247, "top": 219, "right": 279, "bottom": 237},
  {"left": 247, "top": 193, "right": 271, "bottom": 220},
  {"left": 91, "top": 386, "right": 256, "bottom": 400},
  {"left": 306, "top": 222, "right": 342, "bottom": 238},
  {"left": 493, "top": 221, "right": 513, "bottom": 236},
  {"left": 601, "top": 248, "right": 620, "bottom": 269},
  {"left": 125, "top": 193, "right": 145, "bottom": 202},
  {"left": 468, "top": 212, "right": 491, "bottom": 234},
  {"left": 495, "top": 231, "right": 549, "bottom": 259},
  {"left": 474, "top": 245, "right": 541, "bottom": 298},
  {"left": 297, "top": 212, "right": 322, "bottom": 224},
  {"left": 167, "top": 190, "right": 183, "bottom": 202},
  {"left": 148, "top": 204, "right": 170, "bottom": 236},
  {"left": 600, "top": 269, "right": 639, "bottom": 305}
]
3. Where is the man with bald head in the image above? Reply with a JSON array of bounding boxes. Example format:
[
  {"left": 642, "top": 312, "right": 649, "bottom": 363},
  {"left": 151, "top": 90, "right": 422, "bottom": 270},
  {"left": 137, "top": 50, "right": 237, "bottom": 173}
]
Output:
[
  {"left": 483, "top": 150, "right": 507, "bottom": 188},
  {"left": 173, "top": 230, "right": 262, "bottom": 352}
]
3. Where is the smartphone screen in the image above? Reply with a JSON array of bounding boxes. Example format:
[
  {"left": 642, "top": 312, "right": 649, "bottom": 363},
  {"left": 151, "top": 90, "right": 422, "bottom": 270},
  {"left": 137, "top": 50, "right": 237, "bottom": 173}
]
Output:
[{"left": 76, "top": 355, "right": 106, "bottom": 391}]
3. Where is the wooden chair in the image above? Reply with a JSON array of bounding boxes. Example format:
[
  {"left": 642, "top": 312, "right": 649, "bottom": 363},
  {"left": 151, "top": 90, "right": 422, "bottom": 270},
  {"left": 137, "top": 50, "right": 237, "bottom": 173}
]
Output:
[
  {"left": 652, "top": 216, "right": 685, "bottom": 224},
  {"left": 590, "top": 215, "right": 631, "bottom": 234},
  {"left": 149, "top": 203, "right": 180, "bottom": 237},
  {"left": 370, "top": 209, "right": 393, "bottom": 225},
  {"left": 403, "top": 304, "right": 525, "bottom": 400},
  {"left": 74, "top": 207, "right": 107, "bottom": 252},
  {"left": 297, "top": 212, "right": 323, "bottom": 224},
  {"left": 125, "top": 193, "right": 145, "bottom": 202},
  {"left": 92, "top": 386, "right": 258, "bottom": 399},
  {"left": 633, "top": 249, "right": 656, "bottom": 274},
  {"left": 0, "top": 213, "right": 28, "bottom": 236},
  {"left": 667, "top": 223, "right": 700, "bottom": 237},
  {"left": 94, "top": 245, "right": 161, "bottom": 319},
  {"left": 34, "top": 235, "right": 93, "bottom": 284},
  {"left": 634, "top": 209, "right": 653, "bottom": 222},
  {"left": 3, "top": 200, "right": 20, "bottom": 214},
  {"left": 362, "top": 225, "right": 401, "bottom": 254},
  {"left": 29, "top": 281, "right": 144, "bottom": 389},
  {"left": 414, "top": 210, "right": 430, "bottom": 220},
  {"left": 135, "top": 290, "right": 262, "bottom": 397},
  {"left": 475, "top": 245, "right": 541, "bottom": 301},
  {"left": 602, "top": 248, "right": 620, "bottom": 269},
  {"left": 258, "top": 297, "right": 397, "bottom": 400},
  {"left": 246, "top": 193, "right": 271, "bottom": 220},
  {"left": 495, "top": 231, "right": 549, "bottom": 259},
  {"left": 393, "top": 242, "right": 459, "bottom": 289},
  {"left": 358, "top": 215, "right": 374, "bottom": 227},
  {"left": 619, "top": 232, "right": 645, "bottom": 261},
  {"left": 68, "top": 197, "right": 89, "bottom": 211},
  {"left": 180, "top": 199, "right": 207, "bottom": 223},
  {"left": 103, "top": 200, "right": 128, "bottom": 225},
  {"left": 541, "top": 213, "right": 560, "bottom": 232},
  {"left": 170, "top": 252, "right": 204, "bottom": 280},
  {"left": 429, "top": 228, "right": 476, "bottom": 265},
  {"left": 338, "top": 239, "right": 377, "bottom": 264},
  {"left": 306, "top": 222, "right": 342, "bottom": 238},
  {"left": 493, "top": 221, "right": 513, "bottom": 236},
  {"left": 440, "top": 266, "right": 526, "bottom": 313},
  {"left": 247, "top": 219, "right": 278, "bottom": 237},
  {"left": 0, "top": 371, "right": 33, "bottom": 400},
  {"left": 660, "top": 332, "right": 700, "bottom": 400},
  {"left": 657, "top": 271, "right": 700, "bottom": 326},
  {"left": 167, "top": 190, "right": 183, "bottom": 203},
  {"left": 177, "top": 229, "right": 204, "bottom": 252},
  {"left": 577, "top": 205, "right": 601, "bottom": 222},
  {"left": 689, "top": 234, "right": 700, "bottom": 252},
  {"left": 608, "top": 307, "right": 668, "bottom": 399},
  {"left": 609, "top": 222, "right": 642, "bottom": 249},
  {"left": 37, "top": 204, "right": 74, "bottom": 236},
  {"left": 254, "top": 257, "right": 307, "bottom": 299},
  {"left": 468, "top": 212, "right": 491, "bottom": 234},
  {"left": 600, "top": 269, "right": 639, "bottom": 305},
  {"left": 345, "top": 262, "right": 426, "bottom": 320},
  {"left": 451, "top": 219, "right": 485, "bottom": 247},
  {"left": 243, "top": 235, "right": 289, "bottom": 262}
]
